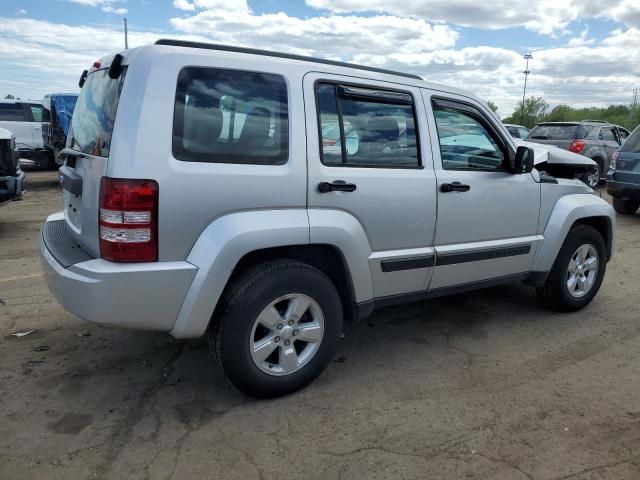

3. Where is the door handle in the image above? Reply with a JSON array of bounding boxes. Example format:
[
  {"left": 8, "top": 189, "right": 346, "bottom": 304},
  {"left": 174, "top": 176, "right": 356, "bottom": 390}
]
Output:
[
  {"left": 440, "top": 181, "right": 470, "bottom": 193},
  {"left": 318, "top": 181, "right": 357, "bottom": 193}
]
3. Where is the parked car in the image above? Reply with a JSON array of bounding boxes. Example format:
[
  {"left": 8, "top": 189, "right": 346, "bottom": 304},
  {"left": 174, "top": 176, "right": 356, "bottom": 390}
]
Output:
[
  {"left": 42, "top": 93, "right": 78, "bottom": 166},
  {"left": 0, "top": 127, "right": 25, "bottom": 205},
  {"left": 40, "top": 40, "right": 615, "bottom": 398},
  {"left": 607, "top": 125, "right": 640, "bottom": 215},
  {"left": 0, "top": 99, "right": 53, "bottom": 169},
  {"left": 526, "top": 121, "right": 630, "bottom": 188},
  {"left": 504, "top": 123, "right": 530, "bottom": 139}
]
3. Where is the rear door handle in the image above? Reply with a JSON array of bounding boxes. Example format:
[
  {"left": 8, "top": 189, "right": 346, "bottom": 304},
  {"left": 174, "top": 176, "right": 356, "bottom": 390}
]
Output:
[
  {"left": 440, "top": 182, "right": 470, "bottom": 193},
  {"left": 318, "top": 181, "right": 357, "bottom": 193}
]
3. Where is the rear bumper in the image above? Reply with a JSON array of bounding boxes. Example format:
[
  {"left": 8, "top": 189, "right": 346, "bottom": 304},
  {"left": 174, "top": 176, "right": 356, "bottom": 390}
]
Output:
[
  {"left": 606, "top": 174, "right": 640, "bottom": 200},
  {"left": 0, "top": 169, "right": 25, "bottom": 203},
  {"left": 40, "top": 212, "right": 198, "bottom": 332}
]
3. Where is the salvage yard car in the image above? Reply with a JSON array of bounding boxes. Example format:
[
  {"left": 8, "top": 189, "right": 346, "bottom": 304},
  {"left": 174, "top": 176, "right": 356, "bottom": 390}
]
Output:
[
  {"left": 0, "top": 127, "right": 25, "bottom": 206},
  {"left": 0, "top": 99, "right": 52, "bottom": 169},
  {"left": 607, "top": 125, "right": 640, "bottom": 215},
  {"left": 40, "top": 41, "right": 615, "bottom": 398}
]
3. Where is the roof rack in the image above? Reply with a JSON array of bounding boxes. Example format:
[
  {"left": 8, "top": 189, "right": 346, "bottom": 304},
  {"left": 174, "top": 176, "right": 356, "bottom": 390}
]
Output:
[
  {"left": 580, "top": 119, "right": 609, "bottom": 124},
  {"left": 155, "top": 39, "right": 423, "bottom": 81}
]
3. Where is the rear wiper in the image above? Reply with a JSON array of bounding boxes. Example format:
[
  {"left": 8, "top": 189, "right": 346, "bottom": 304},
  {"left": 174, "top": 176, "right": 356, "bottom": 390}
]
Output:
[{"left": 531, "top": 136, "right": 548, "bottom": 139}]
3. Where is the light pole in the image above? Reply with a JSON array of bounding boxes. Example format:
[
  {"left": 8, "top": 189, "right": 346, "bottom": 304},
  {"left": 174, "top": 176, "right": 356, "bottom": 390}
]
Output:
[
  {"left": 520, "top": 53, "right": 532, "bottom": 125},
  {"left": 124, "top": 17, "right": 129, "bottom": 49}
]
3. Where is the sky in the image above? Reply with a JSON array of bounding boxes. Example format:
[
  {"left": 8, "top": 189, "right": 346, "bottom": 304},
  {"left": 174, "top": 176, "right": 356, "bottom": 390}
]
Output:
[{"left": 0, "top": 0, "right": 639, "bottom": 117}]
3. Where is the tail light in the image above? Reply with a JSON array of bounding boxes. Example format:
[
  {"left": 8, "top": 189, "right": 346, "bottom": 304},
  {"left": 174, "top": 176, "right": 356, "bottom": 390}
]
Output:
[
  {"left": 99, "top": 177, "right": 158, "bottom": 262},
  {"left": 569, "top": 140, "right": 585, "bottom": 154},
  {"left": 610, "top": 151, "right": 619, "bottom": 170}
]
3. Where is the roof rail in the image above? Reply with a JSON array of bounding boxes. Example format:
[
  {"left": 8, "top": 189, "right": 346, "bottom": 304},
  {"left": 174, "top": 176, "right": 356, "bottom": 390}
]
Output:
[
  {"left": 580, "top": 119, "right": 609, "bottom": 124},
  {"left": 155, "top": 39, "right": 424, "bottom": 81}
]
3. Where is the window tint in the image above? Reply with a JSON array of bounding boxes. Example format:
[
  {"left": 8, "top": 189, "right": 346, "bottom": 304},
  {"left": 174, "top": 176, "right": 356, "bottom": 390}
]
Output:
[
  {"left": 69, "top": 67, "right": 127, "bottom": 157},
  {"left": 621, "top": 127, "right": 640, "bottom": 153},
  {"left": 601, "top": 128, "right": 616, "bottom": 142},
  {"left": 28, "top": 104, "right": 48, "bottom": 122},
  {"left": 173, "top": 68, "right": 288, "bottom": 165},
  {"left": 0, "top": 103, "right": 25, "bottom": 122},
  {"left": 316, "top": 83, "right": 419, "bottom": 168},
  {"left": 529, "top": 124, "right": 577, "bottom": 140},
  {"left": 433, "top": 105, "right": 505, "bottom": 170}
]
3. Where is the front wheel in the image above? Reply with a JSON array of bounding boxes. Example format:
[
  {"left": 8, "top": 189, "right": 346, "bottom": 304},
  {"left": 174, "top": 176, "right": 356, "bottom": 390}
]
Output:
[
  {"left": 211, "top": 260, "right": 343, "bottom": 398},
  {"left": 612, "top": 197, "right": 639, "bottom": 215},
  {"left": 536, "top": 224, "right": 606, "bottom": 312}
]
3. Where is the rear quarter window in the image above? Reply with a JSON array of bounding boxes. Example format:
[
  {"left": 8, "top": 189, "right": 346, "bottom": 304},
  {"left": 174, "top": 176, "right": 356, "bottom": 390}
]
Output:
[{"left": 172, "top": 67, "right": 289, "bottom": 165}]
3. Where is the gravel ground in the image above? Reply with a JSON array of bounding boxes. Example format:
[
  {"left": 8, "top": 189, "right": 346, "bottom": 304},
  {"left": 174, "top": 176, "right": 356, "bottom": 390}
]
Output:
[{"left": 1, "top": 170, "right": 639, "bottom": 480}]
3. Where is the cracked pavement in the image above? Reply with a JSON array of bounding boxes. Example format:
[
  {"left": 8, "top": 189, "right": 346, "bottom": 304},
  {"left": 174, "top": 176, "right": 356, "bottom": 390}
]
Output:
[{"left": 1, "top": 171, "right": 639, "bottom": 479}]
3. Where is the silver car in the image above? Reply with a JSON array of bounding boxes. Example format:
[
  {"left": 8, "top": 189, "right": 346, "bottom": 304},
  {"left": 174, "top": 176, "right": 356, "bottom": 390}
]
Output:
[{"left": 40, "top": 40, "right": 615, "bottom": 397}]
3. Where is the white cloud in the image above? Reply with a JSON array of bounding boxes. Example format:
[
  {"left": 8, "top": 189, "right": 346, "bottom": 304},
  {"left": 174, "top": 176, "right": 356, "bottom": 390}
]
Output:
[
  {"left": 68, "top": 0, "right": 127, "bottom": 15},
  {"left": 306, "top": 0, "right": 637, "bottom": 36},
  {"left": 173, "top": 0, "right": 196, "bottom": 11}
]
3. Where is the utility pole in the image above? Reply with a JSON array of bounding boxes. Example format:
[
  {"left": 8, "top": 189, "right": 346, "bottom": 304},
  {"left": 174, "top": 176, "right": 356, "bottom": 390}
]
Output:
[
  {"left": 124, "top": 17, "right": 129, "bottom": 49},
  {"left": 520, "top": 53, "right": 533, "bottom": 125},
  {"left": 627, "top": 87, "right": 639, "bottom": 129}
]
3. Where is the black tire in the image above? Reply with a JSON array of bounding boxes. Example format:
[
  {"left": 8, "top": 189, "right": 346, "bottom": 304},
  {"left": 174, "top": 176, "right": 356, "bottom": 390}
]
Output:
[
  {"left": 536, "top": 224, "right": 606, "bottom": 312},
  {"left": 211, "top": 260, "right": 343, "bottom": 398},
  {"left": 612, "top": 197, "right": 639, "bottom": 215}
]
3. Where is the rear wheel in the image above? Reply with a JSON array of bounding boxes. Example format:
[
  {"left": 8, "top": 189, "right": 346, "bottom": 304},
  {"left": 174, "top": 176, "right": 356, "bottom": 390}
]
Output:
[
  {"left": 536, "top": 224, "right": 606, "bottom": 312},
  {"left": 612, "top": 197, "right": 639, "bottom": 215},
  {"left": 584, "top": 163, "right": 601, "bottom": 189},
  {"left": 211, "top": 260, "right": 343, "bottom": 398}
]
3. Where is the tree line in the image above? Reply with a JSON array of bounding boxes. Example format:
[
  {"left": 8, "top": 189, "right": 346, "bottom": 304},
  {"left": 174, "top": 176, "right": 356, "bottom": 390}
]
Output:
[{"left": 494, "top": 96, "right": 640, "bottom": 131}]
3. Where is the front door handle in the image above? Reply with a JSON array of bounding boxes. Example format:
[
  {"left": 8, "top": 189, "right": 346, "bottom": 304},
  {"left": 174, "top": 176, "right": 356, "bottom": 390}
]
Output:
[
  {"left": 318, "top": 181, "right": 357, "bottom": 193},
  {"left": 440, "top": 181, "right": 470, "bottom": 193}
]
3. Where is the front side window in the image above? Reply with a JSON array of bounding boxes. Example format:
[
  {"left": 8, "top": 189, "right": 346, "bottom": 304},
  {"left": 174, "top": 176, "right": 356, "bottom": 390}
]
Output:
[
  {"left": 0, "top": 103, "right": 26, "bottom": 122},
  {"left": 316, "top": 83, "right": 419, "bottom": 168},
  {"left": 433, "top": 102, "right": 506, "bottom": 171},
  {"left": 173, "top": 68, "right": 288, "bottom": 165},
  {"left": 28, "top": 104, "right": 48, "bottom": 122}
]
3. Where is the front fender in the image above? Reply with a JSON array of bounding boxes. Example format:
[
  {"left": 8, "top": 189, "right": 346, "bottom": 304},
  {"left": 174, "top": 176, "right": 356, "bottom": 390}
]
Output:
[
  {"left": 170, "top": 210, "right": 310, "bottom": 338},
  {"left": 532, "top": 194, "right": 615, "bottom": 273}
]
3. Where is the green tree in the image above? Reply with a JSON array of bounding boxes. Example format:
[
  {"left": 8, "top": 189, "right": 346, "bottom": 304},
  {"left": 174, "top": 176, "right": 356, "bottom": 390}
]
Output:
[
  {"left": 503, "top": 96, "right": 549, "bottom": 128},
  {"left": 4, "top": 94, "right": 15, "bottom": 99},
  {"left": 485, "top": 100, "right": 498, "bottom": 113}
]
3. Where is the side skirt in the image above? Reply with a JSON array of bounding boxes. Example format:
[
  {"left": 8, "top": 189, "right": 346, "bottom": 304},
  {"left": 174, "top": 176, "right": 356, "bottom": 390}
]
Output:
[{"left": 355, "top": 272, "right": 544, "bottom": 321}]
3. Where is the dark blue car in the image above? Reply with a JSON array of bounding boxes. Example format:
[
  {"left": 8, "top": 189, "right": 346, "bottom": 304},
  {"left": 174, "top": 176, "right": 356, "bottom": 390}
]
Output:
[{"left": 607, "top": 125, "right": 640, "bottom": 215}]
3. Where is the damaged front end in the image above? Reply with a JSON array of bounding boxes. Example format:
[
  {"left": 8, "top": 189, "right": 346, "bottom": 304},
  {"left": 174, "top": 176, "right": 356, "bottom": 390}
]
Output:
[
  {"left": 516, "top": 140, "right": 599, "bottom": 188},
  {"left": 0, "top": 128, "right": 26, "bottom": 205}
]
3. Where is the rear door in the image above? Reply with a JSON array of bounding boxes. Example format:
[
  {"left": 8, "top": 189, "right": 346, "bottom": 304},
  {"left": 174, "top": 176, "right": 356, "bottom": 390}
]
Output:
[
  {"left": 63, "top": 67, "right": 127, "bottom": 257},
  {"left": 304, "top": 73, "right": 438, "bottom": 298},
  {"left": 0, "top": 103, "right": 32, "bottom": 150},
  {"left": 422, "top": 90, "right": 541, "bottom": 290},
  {"left": 600, "top": 127, "right": 620, "bottom": 166}
]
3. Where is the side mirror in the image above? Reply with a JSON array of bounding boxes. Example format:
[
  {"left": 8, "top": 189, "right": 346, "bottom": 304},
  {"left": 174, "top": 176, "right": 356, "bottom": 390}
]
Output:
[{"left": 514, "top": 146, "right": 535, "bottom": 174}]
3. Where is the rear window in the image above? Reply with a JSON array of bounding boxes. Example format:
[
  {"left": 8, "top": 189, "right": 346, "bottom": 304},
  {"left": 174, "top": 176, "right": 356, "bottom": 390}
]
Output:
[
  {"left": 173, "top": 67, "right": 288, "bottom": 165},
  {"left": 68, "top": 67, "right": 127, "bottom": 157},
  {"left": 528, "top": 124, "right": 578, "bottom": 140},
  {"left": 621, "top": 127, "right": 640, "bottom": 153},
  {"left": 0, "top": 103, "right": 25, "bottom": 122}
]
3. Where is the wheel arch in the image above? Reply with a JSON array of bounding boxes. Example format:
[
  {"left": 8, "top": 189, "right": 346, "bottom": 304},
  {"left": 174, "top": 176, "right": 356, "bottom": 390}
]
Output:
[{"left": 532, "top": 194, "right": 615, "bottom": 273}]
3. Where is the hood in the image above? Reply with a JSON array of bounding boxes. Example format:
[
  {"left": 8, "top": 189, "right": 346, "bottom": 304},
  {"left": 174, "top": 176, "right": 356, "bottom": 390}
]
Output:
[
  {"left": 0, "top": 127, "right": 13, "bottom": 141},
  {"left": 514, "top": 139, "right": 596, "bottom": 167}
]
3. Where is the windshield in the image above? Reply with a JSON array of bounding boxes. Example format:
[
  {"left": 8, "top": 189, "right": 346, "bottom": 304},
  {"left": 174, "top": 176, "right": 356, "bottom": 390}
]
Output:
[
  {"left": 68, "top": 67, "right": 127, "bottom": 157},
  {"left": 528, "top": 124, "right": 578, "bottom": 140},
  {"left": 620, "top": 126, "right": 640, "bottom": 153}
]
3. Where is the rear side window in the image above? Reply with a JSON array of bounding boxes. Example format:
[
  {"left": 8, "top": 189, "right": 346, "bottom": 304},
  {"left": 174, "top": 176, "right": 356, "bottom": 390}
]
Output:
[
  {"left": 601, "top": 128, "right": 616, "bottom": 142},
  {"left": 68, "top": 67, "right": 127, "bottom": 157},
  {"left": 621, "top": 127, "right": 640, "bottom": 153},
  {"left": 529, "top": 124, "right": 577, "bottom": 140},
  {"left": 316, "top": 83, "right": 420, "bottom": 168},
  {"left": 0, "top": 103, "right": 26, "bottom": 122},
  {"left": 173, "top": 68, "right": 288, "bottom": 165}
]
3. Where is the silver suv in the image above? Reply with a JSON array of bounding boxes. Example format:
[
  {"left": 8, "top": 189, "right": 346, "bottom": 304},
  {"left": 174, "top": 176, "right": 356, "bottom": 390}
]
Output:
[
  {"left": 40, "top": 40, "right": 616, "bottom": 397},
  {"left": 527, "top": 120, "right": 630, "bottom": 187}
]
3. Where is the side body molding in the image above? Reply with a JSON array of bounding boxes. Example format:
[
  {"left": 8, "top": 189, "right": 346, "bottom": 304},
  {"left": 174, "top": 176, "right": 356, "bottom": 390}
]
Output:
[
  {"left": 308, "top": 209, "right": 374, "bottom": 303},
  {"left": 532, "top": 194, "right": 615, "bottom": 273},
  {"left": 170, "top": 209, "right": 310, "bottom": 338}
]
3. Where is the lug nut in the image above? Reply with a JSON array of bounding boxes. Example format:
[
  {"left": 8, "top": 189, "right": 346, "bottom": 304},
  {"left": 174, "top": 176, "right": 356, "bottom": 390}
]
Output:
[
  {"left": 293, "top": 329, "right": 299, "bottom": 336},
  {"left": 284, "top": 340, "right": 290, "bottom": 346},
  {"left": 277, "top": 324, "right": 283, "bottom": 330},
  {"left": 274, "top": 336, "right": 280, "bottom": 343},
  {"left": 288, "top": 320, "right": 294, "bottom": 326}
]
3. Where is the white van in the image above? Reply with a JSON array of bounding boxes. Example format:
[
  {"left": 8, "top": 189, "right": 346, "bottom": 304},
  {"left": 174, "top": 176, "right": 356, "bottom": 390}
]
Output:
[{"left": 0, "top": 100, "right": 52, "bottom": 168}]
